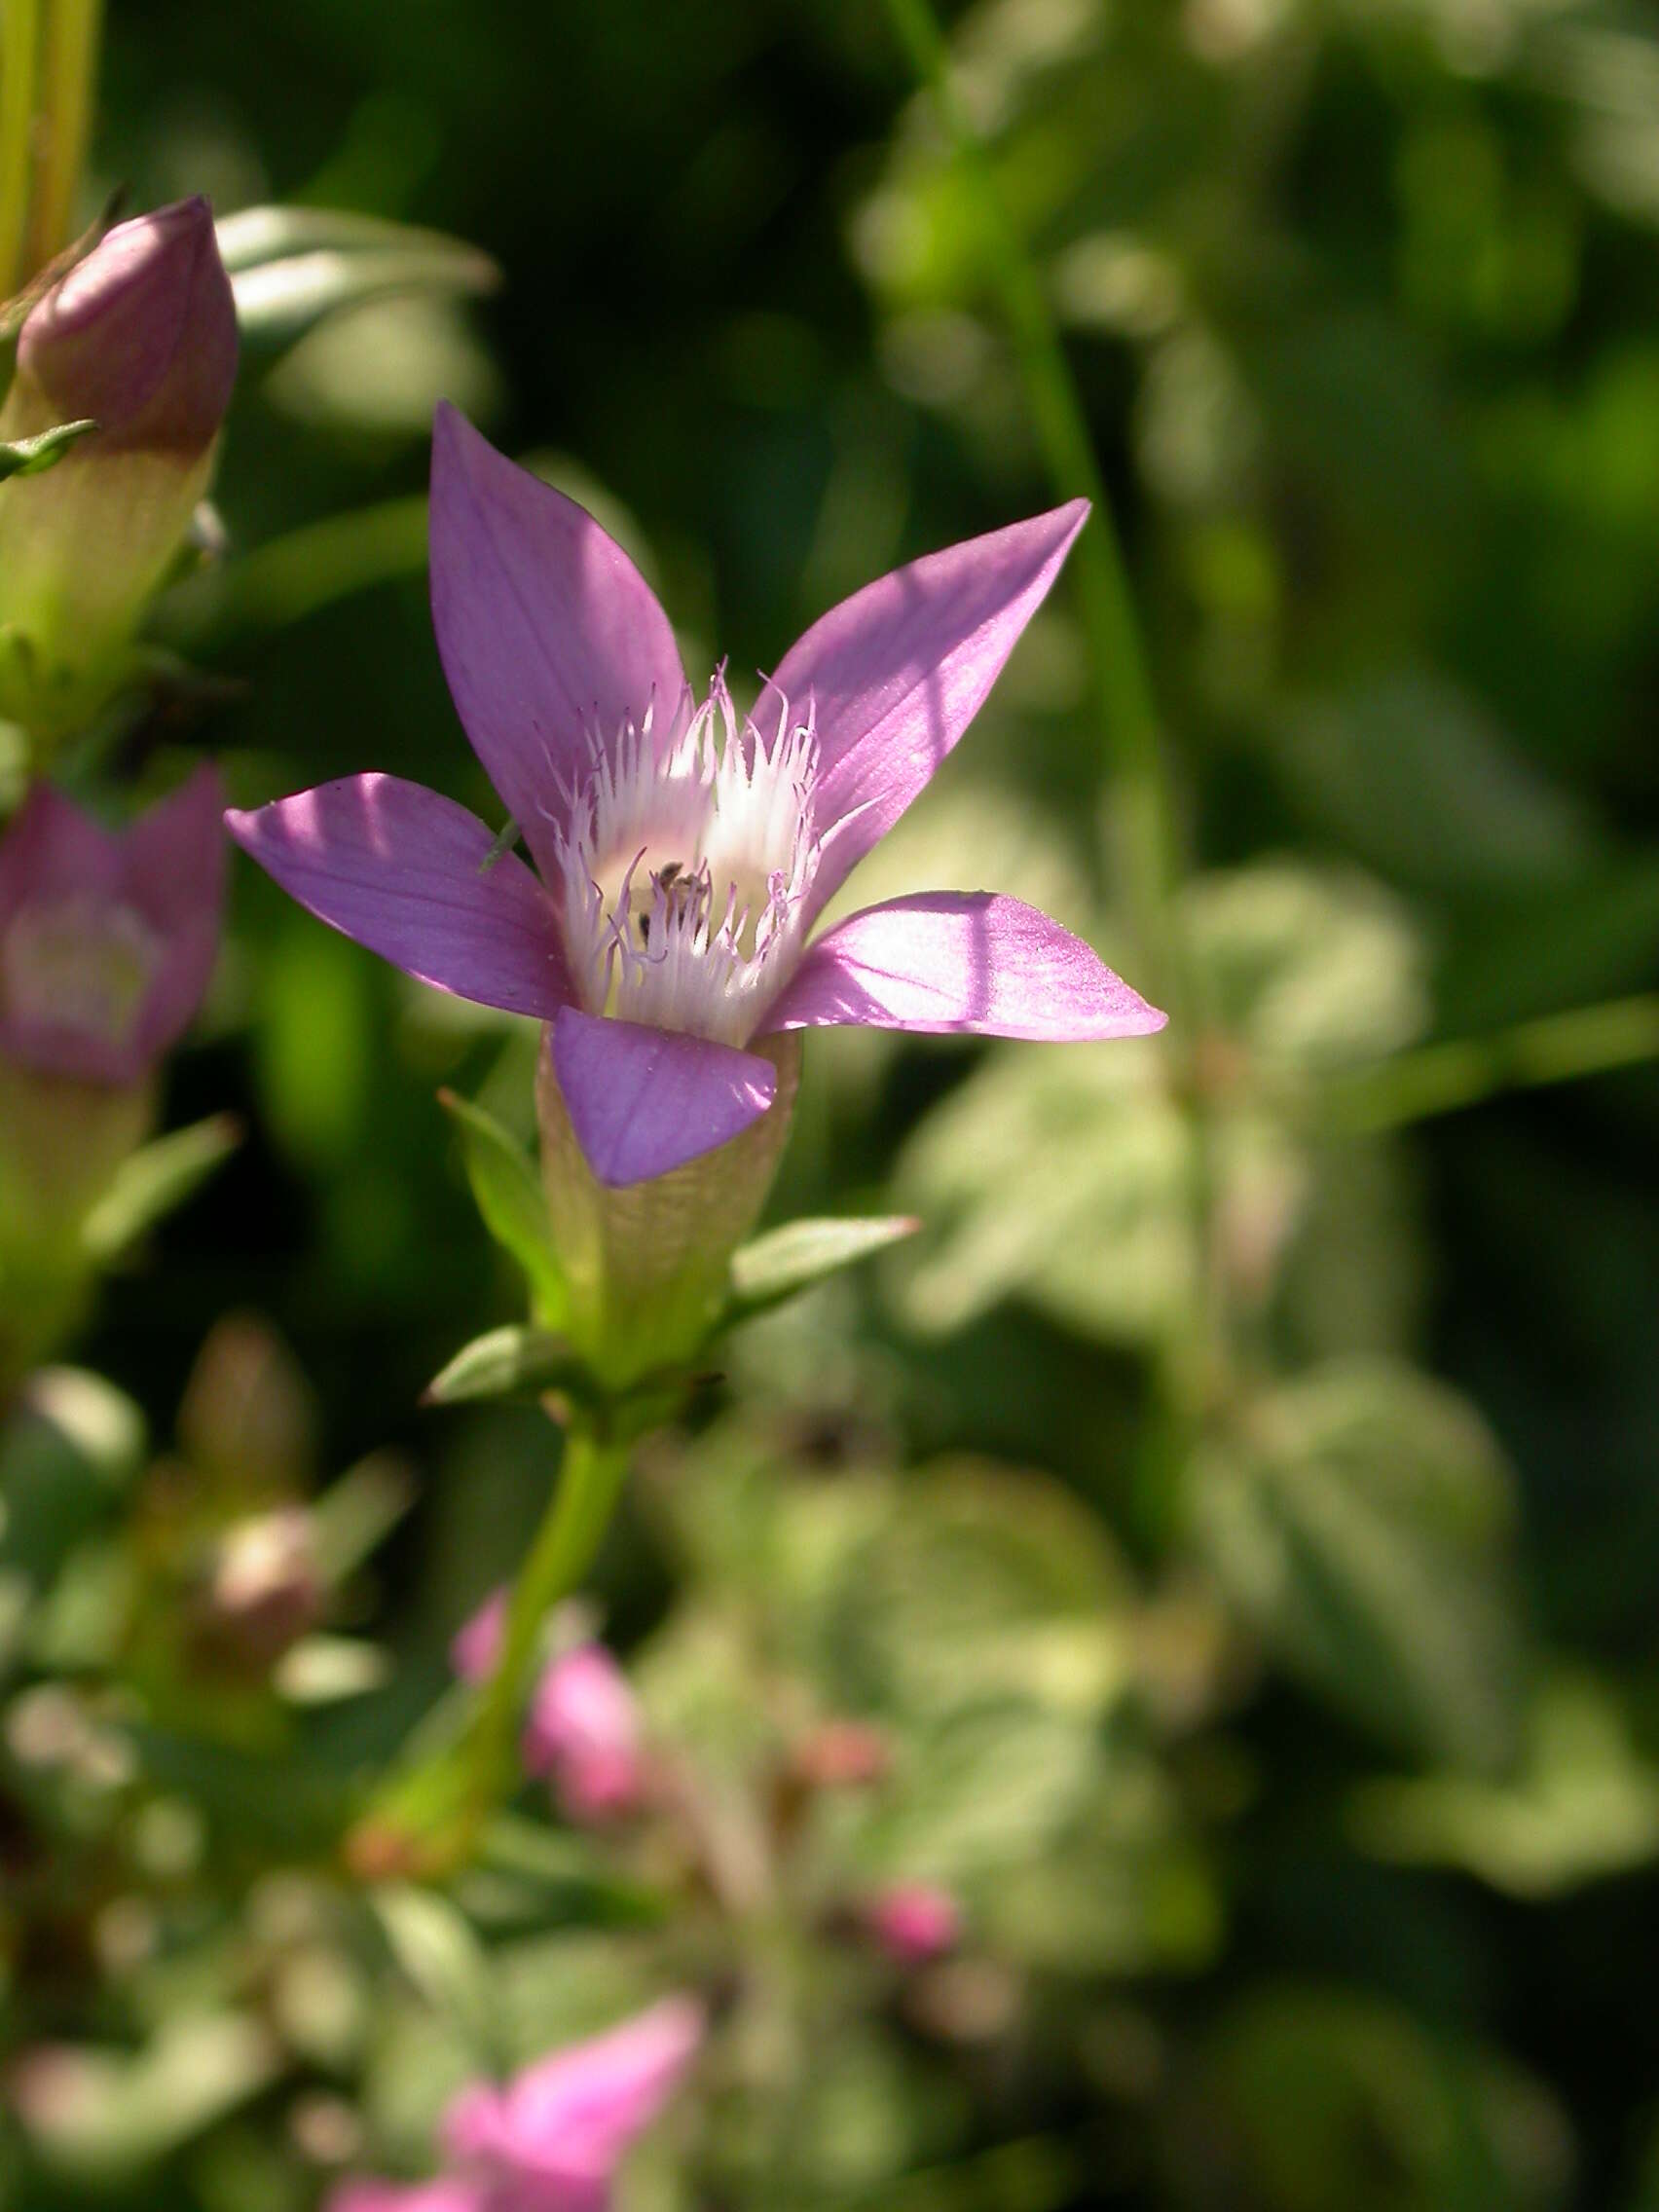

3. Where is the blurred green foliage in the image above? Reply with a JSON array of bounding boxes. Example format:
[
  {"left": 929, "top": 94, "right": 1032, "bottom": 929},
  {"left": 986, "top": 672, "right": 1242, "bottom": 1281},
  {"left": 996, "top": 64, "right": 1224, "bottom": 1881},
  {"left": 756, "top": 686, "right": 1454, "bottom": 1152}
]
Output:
[{"left": 6, "top": 0, "right": 1659, "bottom": 2206}]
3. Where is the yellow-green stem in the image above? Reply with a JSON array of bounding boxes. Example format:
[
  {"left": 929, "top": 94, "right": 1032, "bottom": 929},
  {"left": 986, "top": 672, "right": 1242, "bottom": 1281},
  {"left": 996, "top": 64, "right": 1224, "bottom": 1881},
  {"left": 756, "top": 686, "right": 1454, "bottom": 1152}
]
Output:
[
  {"left": 467, "top": 1419, "right": 631, "bottom": 1808},
  {"left": 24, "top": 0, "right": 102, "bottom": 276},
  {"left": 0, "top": 0, "right": 41, "bottom": 299},
  {"left": 1326, "top": 995, "right": 1659, "bottom": 1135}
]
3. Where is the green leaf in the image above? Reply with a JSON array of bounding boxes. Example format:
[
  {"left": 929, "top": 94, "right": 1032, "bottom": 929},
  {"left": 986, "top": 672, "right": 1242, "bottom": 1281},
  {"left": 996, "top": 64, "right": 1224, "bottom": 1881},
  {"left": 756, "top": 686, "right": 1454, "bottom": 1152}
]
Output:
[
  {"left": 439, "top": 1088, "right": 566, "bottom": 1324},
  {"left": 1188, "top": 1360, "right": 1524, "bottom": 1770},
  {"left": 0, "top": 417, "right": 98, "bottom": 478},
  {"left": 371, "top": 1884, "right": 499, "bottom": 2065},
  {"left": 79, "top": 1113, "right": 241, "bottom": 1263},
  {"left": 724, "top": 1214, "right": 918, "bottom": 1323},
  {"left": 1348, "top": 1670, "right": 1659, "bottom": 1898},
  {"left": 423, "top": 1324, "right": 587, "bottom": 1406},
  {"left": 225, "top": 211, "right": 498, "bottom": 345}
]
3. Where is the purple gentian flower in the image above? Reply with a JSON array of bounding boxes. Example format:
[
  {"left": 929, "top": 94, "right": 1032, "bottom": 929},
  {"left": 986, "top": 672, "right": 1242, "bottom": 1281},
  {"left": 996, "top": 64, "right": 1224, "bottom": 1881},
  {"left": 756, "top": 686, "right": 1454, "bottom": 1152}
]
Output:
[
  {"left": 0, "top": 767, "right": 225, "bottom": 1088},
  {"left": 521, "top": 1642, "right": 645, "bottom": 1825},
  {"left": 330, "top": 1997, "right": 703, "bottom": 2212},
  {"left": 229, "top": 410, "right": 1164, "bottom": 1188}
]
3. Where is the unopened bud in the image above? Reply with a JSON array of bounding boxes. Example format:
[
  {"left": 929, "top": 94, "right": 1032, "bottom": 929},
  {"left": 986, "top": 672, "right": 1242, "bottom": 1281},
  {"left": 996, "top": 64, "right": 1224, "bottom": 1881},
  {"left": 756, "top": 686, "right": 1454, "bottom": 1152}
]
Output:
[
  {"left": 0, "top": 199, "right": 238, "bottom": 741},
  {"left": 866, "top": 1883, "right": 963, "bottom": 1966}
]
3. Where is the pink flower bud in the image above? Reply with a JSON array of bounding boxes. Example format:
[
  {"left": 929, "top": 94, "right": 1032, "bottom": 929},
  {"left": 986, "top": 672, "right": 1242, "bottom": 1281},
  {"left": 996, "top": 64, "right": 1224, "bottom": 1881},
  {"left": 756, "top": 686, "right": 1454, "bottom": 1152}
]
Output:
[
  {"left": 866, "top": 1884, "right": 962, "bottom": 1966},
  {"left": 14, "top": 199, "right": 238, "bottom": 454},
  {"left": 0, "top": 200, "right": 239, "bottom": 741},
  {"left": 522, "top": 1641, "right": 645, "bottom": 1825}
]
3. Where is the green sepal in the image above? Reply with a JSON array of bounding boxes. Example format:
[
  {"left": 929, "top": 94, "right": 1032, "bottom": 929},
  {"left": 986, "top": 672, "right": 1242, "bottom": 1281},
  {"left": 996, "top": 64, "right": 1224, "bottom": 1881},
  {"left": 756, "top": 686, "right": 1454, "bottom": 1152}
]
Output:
[
  {"left": 79, "top": 1113, "right": 242, "bottom": 1263},
  {"left": 722, "top": 1213, "right": 919, "bottom": 1327},
  {"left": 0, "top": 416, "right": 97, "bottom": 480},
  {"left": 438, "top": 1088, "right": 566, "bottom": 1324},
  {"left": 422, "top": 1324, "right": 591, "bottom": 1407}
]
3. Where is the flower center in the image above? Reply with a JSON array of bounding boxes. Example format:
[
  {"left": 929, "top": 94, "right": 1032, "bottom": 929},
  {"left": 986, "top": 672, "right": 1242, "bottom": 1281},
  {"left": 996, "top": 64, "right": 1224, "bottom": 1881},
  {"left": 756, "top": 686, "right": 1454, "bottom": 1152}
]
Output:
[
  {"left": 1, "top": 896, "right": 160, "bottom": 1050},
  {"left": 550, "top": 675, "right": 820, "bottom": 1048}
]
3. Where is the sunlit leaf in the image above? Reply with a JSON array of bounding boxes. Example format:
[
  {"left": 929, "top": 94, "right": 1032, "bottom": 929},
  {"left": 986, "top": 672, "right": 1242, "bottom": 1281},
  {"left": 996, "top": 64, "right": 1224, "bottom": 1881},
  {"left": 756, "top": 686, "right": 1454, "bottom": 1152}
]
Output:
[
  {"left": 724, "top": 1214, "right": 918, "bottom": 1324},
  {"left": 422, "top": 1324, "right": 586, "bottom": 1406},
  {"left": 1348, "top": 1670, "right": 1659, "bottom": 1897},
  {"left": 1188, "top": 1361, "right": 1524, "bottom": 1769}
]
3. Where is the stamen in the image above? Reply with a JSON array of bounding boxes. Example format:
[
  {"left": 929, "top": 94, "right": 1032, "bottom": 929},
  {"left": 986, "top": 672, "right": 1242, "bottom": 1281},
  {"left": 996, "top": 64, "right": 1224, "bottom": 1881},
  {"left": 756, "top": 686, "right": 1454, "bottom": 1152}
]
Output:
[{"left": 549, "top": 673, "right": 821, "bottom": 1047}]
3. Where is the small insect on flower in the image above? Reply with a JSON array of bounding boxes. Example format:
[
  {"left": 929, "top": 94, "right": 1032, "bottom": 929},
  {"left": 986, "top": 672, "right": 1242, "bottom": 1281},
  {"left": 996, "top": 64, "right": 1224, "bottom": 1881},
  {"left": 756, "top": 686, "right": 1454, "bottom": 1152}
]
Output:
[{"left": 230, "top": 413, "right": 1165, "bottom": 1192}]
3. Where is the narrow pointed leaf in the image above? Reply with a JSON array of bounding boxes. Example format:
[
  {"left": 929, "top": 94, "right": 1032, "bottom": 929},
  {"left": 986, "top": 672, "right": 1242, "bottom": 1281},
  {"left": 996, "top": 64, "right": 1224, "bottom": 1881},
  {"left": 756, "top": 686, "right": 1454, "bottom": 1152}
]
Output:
[
  {"left": 724, "top": 1215, "right": 920, "bottom": 1324},
  {"left": 438, "top": 1088, "right": 566, "bottom": 1323},
  {"left": 423, "top": 1325, "right": 588, "bottom": 1406},
  {"left": 79, "top": 1113, "right": 241, "bottom": 1262},
  {"left": 307, "top": 1452, "right": 415, "bottom": 1582},
  {"left": 0, "top": 417, "right": 97, "bottom": 478}
]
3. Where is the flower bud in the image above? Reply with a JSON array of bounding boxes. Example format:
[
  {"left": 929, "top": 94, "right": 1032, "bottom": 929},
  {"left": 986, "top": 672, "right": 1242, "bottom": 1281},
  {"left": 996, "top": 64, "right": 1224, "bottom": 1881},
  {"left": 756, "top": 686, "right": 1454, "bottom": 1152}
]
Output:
[
  {"left": 866, "top": 1883, "right": 963, "bottom": 1966},
  {"left": 535, "top": 1028, "right": 799, "bottom": 1388},
  {"left": 522, "top": 1641, "right": 645, "bottom": 1825},
  {"left": 0, "top": 200, "right": 238, "bottom": 742}
]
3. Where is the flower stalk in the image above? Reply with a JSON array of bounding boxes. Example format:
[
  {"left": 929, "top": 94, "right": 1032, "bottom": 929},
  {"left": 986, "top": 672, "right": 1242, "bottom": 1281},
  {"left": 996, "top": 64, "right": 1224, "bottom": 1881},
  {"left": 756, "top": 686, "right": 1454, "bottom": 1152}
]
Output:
[{"left": 348, "top": 1412, "right": 632, "bottom": 1878}]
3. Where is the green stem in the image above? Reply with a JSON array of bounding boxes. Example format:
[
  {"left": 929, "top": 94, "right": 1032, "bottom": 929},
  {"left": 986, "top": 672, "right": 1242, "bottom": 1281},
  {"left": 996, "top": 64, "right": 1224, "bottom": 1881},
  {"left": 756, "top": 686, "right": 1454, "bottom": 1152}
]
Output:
[
  {"left": 467, "top": 1418, "right": 631, "bottom": 1809},
  {"left": 878, "top": 0, "right": 1181, "bottom": 983},
  {"left": 24, "top": 0, "right": 102, "bottom": 276},
  {"left": 0, "top": 0, "right": 41, "bottom": 300},
  {"left": 1325, "top": 995, "right": 1659, "bottom": 1134}
]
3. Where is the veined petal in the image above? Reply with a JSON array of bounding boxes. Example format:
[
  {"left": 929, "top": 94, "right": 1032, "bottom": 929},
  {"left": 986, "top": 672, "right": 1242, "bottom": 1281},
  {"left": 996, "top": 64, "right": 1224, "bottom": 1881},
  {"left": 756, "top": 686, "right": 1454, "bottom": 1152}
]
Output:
[
  {"left": 765, "top": 892, "right": 1166, "bottom": 1041},
  {"left": 429, "top": 406, "right": 686, "bottom": 881},
  {"left": 227, "top": 774, "right": 571, "bottom": 1017},
  {"left": 551, "top": 1008, "right": 775, "bottom": 1187},
  {"left": 770, "top": 501, "right": 1089, "bottom": 921}
]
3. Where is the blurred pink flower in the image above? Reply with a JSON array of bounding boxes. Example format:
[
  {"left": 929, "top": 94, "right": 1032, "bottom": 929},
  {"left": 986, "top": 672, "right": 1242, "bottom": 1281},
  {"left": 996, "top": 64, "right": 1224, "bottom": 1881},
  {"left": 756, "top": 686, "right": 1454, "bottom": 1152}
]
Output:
[
  {"left": 522, "top": 1642, "right": 645, "bottom": 1825},
  {"left": 326, "top": 1998, "right": 703, "bottom": 2212},
  {"left": 0, "top": 768, "right": 224, "bottom": 1088},
  {"left": 867, "top": 1883, "right": 962, "bottom": 1965}
]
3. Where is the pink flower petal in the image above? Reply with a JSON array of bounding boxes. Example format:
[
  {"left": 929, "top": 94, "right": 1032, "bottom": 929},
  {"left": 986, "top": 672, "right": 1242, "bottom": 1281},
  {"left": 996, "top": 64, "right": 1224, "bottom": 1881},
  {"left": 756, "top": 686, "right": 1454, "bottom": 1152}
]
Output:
[
  {"left": 444, "top": 1997, "right": 702, "bottom": 2191},
  {"left": 326, "top": 2180, "right": 488, "bottom": 2212},
  {"left": 765, "top": 892, "right": 1166, "bottom": 1041},
  {"left": 770, "top": 502, "right": 1089, "bottom": 922},
  {"left": 550, "top": 1008, "right": 776, "bottom": 1187},
  {"left": 429, "top": 408, "right": 686, "bottom": 882},
  {"left": 227, "top": 774, "right": 571, "bottom": 1018}
]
